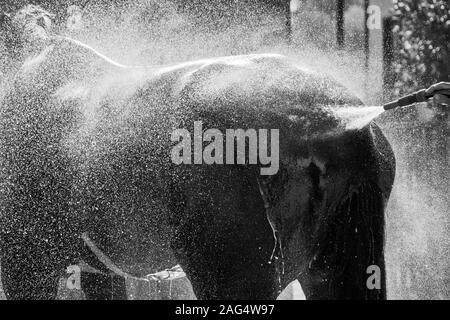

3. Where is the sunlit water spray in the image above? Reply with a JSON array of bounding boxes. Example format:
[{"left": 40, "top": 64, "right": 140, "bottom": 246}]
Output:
[
  {"left": 327, "top": 105, "right": 385, "bottom": 129},
  {"left": 0, "top": 1, "right": 447, "bottom": 300},
  {"left": 52, "top": 1, "right": 449, "bottom": 300}
]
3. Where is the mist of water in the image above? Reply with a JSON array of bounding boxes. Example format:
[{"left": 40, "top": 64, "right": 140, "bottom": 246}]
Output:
[
  {"left": 70, "top": 2, "right": 447, "bottom": 299},
  {"left": 327, "top": 106, "right": 385, "bottom": 129},
  {"left": 0, "top": 0, "right": 448, "bottom": 300}
]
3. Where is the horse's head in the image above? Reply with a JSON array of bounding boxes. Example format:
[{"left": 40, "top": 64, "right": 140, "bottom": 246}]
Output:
[{"left": 0, "top": 5, "right": 54, "bottom": 69}]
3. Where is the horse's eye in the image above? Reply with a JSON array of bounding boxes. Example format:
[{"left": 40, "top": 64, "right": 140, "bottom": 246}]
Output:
[
  {"left": 36, "top": 16, "right": 51, "bottom": 30},
  {"left": 36, "top": 17, "right": 45, "bottom": 28}
]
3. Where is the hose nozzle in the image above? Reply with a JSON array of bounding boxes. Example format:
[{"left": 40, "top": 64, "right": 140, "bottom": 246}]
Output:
[{"left": 383, "top": 89, "right": 429, "bottom": 110}]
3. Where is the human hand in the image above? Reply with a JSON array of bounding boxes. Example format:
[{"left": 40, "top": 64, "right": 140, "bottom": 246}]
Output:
[{"left": 425, "top": 82, "right": 450, "bottom": 106}]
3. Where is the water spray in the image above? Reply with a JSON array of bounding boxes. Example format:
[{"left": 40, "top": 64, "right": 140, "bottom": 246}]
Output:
[{"left": 383, "top": 88, "right": 450, "bottom": 111}]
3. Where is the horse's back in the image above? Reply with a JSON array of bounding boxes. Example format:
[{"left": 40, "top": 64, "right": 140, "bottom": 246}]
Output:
[{"left": 1, "top": 42, "right": 380, "bottom": 277}]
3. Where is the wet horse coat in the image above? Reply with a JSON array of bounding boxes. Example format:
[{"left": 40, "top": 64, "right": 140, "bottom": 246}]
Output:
[{"left": 0, "top": 36, "right": 395, "bottom": 299}]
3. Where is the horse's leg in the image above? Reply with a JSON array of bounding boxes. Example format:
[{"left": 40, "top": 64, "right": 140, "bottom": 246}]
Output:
[
  {"left": 172, "top": 210, "right": 279, "bottom": 300},
  {"left": 182, "top": 263, "right": 278, "bottom": 300},
  {"left": 168, "top": 166, "right": 281, "bottom": 299},
  {"left": 81, "top": 272, "right": 127, "bottom": 300}
]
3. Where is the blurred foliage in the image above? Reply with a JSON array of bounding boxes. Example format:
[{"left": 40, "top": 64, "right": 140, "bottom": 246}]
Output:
[{"left": 392, "top": 0, "right": 450, "bottom": 95}]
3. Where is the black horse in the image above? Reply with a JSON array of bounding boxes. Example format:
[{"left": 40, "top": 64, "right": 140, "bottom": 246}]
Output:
[{"left": 0, "top": 5, "right": 395, "bottom": 300}]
